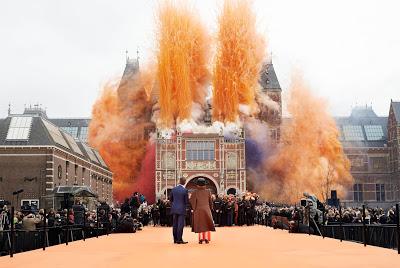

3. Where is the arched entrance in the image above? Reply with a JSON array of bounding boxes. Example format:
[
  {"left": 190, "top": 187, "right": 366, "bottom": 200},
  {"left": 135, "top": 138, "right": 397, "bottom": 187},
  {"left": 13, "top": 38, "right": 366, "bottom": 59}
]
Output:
[{"left": 185, "top": 176, "right": 218, "bottom": 195}]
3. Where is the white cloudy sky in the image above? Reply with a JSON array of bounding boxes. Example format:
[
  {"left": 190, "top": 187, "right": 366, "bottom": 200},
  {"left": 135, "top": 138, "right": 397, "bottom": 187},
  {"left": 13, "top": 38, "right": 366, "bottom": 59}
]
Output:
[{"left": 0, "top": 0, "right": 399, "bottom": 118}]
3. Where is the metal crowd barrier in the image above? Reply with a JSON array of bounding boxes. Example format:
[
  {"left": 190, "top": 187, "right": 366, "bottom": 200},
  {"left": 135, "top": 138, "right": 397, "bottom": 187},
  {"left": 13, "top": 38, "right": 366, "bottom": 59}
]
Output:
[
  {"left": 314, "top": 203, "right": 399, "bottom": 253},
  {"left": 0, "top": 207, "right": 109, "bottom": 258},
  {"left": 263, "top": 203, "right": 400, "bottom": 254}
]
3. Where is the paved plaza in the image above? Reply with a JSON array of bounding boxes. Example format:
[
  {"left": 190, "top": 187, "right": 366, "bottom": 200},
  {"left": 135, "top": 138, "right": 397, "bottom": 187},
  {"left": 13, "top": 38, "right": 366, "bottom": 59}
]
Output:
[{"left": 1, "top": 226, "right": 398, "bottom": 268}]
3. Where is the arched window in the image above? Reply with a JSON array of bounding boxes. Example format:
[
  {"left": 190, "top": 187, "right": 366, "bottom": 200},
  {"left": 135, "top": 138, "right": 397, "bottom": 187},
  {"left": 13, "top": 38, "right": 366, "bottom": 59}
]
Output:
[{"left": 57, "top": 165, "right": 62, "bottom": 179}]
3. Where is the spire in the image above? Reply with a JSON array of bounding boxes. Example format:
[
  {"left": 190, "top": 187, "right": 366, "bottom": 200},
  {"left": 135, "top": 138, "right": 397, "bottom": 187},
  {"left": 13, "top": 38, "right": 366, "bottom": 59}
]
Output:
[
  {"left": 8, "top": 103, "right": 11, "bottom": 115},
  {"left": 259, "top": 60, "right": 281, "bottom": 92},
  {"left": 125, "top": 50, "right": 129, "bottom": 63}
]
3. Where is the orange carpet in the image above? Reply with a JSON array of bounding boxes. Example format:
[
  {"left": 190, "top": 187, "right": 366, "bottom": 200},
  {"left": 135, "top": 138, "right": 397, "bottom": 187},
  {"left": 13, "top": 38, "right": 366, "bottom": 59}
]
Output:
[{"left": 0, "top": 226, "right": 398, "bottom": 268}]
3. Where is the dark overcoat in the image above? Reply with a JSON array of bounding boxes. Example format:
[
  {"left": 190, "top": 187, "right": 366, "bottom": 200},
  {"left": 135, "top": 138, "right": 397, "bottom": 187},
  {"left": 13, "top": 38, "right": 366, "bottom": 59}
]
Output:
[
  {"left": 189, "top": 187, "right": 216, "bottom": 233},
  {"left": 170, "top": 185, "right": 189, "bottom": 215}
]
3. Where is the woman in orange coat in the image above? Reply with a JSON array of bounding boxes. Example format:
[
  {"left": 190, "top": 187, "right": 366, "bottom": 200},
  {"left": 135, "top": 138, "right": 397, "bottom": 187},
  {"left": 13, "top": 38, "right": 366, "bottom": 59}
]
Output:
[{"left": 189, "top": 178, "right": 216, "bottom": 244}]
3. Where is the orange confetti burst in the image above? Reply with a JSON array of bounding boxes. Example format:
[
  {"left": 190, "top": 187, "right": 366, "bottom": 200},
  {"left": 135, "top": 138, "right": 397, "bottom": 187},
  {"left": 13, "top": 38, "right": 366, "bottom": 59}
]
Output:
[
  {"left": 157, "top": 1, "right": 210, "bottom": 128},
  {"left": 213, "top": 0, "right": 266, "bottom": 122}
]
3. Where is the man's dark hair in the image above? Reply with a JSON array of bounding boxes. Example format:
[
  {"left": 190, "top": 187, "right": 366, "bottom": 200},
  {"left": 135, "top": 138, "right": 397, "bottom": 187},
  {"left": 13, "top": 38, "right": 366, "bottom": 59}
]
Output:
[{"left": 179, "top": 177, "right": 186, "bottom": 185}]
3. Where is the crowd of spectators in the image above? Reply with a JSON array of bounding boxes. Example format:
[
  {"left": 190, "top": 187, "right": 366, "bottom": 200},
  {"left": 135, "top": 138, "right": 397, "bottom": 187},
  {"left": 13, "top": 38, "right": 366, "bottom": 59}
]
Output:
[
  {"left": 145, "top": 192, "right": 261, "bottom": 227},
  {"left": 0, "top": 193, "right": 149, "bottom": 256},
  {"left": 1, "top": 191, "right": 399, "bottom": 255},
  {"left": 324, "top": 206, "right": 398, "bottom": 224},
  {"left": 2, "top": 194, "right": 399, "bottom": 235},
  {"left": 251, "top": 202, "right": 400, "bottom": 234}
]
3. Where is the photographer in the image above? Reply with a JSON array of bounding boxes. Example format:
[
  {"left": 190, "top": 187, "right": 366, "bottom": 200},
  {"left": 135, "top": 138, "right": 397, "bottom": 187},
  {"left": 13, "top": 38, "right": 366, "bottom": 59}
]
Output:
[
  {"left": 22, "top": 212, "right": 41, "bottom": 231},
  {"left": 0, "top": 205, "right": 10, "bottom": 231},
  {"left": 0, "top": 206, "right": 10, "bottom": 255},
  {"left": 302, "top": 192, "right": 323, "bottom": 225}
]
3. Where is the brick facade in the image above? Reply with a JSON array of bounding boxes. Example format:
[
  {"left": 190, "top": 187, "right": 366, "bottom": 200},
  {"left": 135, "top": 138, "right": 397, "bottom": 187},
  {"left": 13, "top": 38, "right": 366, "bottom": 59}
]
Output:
[{"left": 0, "top": 146, "right": 112, "bottom": 209}]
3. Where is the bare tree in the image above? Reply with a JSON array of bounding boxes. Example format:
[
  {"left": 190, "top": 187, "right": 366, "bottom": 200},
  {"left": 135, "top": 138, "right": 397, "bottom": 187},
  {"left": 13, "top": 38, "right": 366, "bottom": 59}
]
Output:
[{"left": 321, "top": 164, "right": 335, "bottom": 202}]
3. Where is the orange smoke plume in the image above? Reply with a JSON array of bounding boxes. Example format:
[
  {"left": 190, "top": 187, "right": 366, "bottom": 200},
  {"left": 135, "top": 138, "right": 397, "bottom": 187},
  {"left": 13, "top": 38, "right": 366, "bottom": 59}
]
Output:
[
  {"left": 89, "top": 69, "right": 154, "bottom": 201},
  {"left": 263, "top": 74, "right": 353, "bottom": 203},
  {"left": 157, "top": 1, "right": 210, "bottom": 128},
  {"left": 213, "top": 0, "right": 266, "bottom": 122}
]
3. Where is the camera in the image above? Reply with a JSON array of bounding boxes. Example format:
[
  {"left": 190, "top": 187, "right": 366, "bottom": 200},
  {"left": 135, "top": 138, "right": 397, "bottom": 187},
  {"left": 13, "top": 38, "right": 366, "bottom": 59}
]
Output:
[{"left": 300, "top": 199, "right": 307, "bottom": 207}]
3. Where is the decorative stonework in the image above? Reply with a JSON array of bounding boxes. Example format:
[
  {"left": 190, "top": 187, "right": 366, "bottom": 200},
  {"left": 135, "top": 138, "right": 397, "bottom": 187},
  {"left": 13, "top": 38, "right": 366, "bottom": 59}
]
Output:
[
  {"left": 185, "top": 161, "right": 216, "bottom": 170},
  {"left": 156, "top": 130, "right": 246, "bottom": 198},
  {"left": 226, "top": 152, "right": 237, "bottom": 170},
  {"left": 162, "top": 152, "right": 175, "bottom": 169},
  {"left": 226, "top": 172, "right": 237, "bottom": 180}
]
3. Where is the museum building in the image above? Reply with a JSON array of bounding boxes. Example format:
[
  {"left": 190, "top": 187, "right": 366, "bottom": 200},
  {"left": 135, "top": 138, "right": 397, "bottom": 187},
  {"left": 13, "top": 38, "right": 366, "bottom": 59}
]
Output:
[
  {"left": 2, "top": 57, "right": 399, "bottom": 208},
  {"left": 0, "top": 106, "right": 112, "bottom": 209}
]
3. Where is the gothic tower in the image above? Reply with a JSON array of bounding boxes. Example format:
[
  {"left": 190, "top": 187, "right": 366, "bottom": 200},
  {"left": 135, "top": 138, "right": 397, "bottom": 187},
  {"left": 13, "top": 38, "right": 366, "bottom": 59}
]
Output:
[{"left": 258, "top": 60, "right": 282, "bottom": 143}]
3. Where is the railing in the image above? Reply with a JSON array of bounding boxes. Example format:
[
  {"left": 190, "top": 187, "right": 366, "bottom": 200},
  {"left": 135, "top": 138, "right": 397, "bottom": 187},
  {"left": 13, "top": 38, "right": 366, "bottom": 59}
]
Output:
[
  {"left": 0, "top": 207, "right": 110, "bottom": 257},
  {"left": 322, "top": 224, "right": 398, "bottom": 249},
  {"left": 321, "top": 204, "right": 400, "bottom": 253},
  {"left": 264, "top": 203, "right": 400, "bottom": 254}
]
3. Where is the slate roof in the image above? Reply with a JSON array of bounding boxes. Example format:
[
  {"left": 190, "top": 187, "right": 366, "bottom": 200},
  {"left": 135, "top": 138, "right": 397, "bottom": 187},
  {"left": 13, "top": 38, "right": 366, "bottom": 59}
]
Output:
[
  {"left": 283, "top": 107, "right": 389, "bottom": 148},
  {"left": 0, "top": 115, "right": 109, "bottom": 169},
  {"left": 0, "top": 116, "right": 53, "bottom": 146},
  {"left": 350, "top": 106, "right": 378, "bottom": 118},
  {"left": 121, "top": 58, "right": 139, "bottom": 81},
  {"left": 391, "top": 101, "right": 400, "bottom": 122},
  {"left": 335, "top": 106, "right": 388, "bottom": 148},
  {"left": 259, "top": 62, "right": 281, "bottom": 92},
  {"left": 49, "top": 118, "right": 90, "bottom": 128},
  {"left": 77, "top": 141, "right": 100, "bottom": 165}
]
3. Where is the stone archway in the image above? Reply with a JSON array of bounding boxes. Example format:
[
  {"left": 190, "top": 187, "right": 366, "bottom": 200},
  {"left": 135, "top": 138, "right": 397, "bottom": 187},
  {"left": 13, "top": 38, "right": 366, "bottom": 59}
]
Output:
[{"left": 185, "top": 175, "right": 218, "bottom": 195}]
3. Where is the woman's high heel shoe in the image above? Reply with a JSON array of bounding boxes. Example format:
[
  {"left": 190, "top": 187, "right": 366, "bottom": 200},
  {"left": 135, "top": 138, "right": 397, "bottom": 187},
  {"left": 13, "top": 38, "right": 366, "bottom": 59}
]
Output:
[
  {"left": 204, "top": 239, "right": 209, "bottom": 244},
  {"left": 199, "top": 240, "right": 203, "bottom": 244}
]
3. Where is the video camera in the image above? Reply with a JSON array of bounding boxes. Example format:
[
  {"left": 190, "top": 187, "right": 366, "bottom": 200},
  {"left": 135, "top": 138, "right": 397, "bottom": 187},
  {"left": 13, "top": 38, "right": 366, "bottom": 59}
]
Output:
[
  {"left": 300, "top": 193, "right": 323, "bottom": 226},
  {"left": 300, "top": 198, "right": 314, "bottom": 208}
]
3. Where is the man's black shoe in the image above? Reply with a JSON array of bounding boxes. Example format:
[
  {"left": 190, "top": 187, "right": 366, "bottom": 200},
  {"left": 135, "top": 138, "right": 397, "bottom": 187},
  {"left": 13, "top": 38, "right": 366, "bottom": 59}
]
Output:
[
  {"left": 174, "top": 241, "right": 178, "bottom": 244},
  {"left": 177, "top": 241, "right": 188, "bottom": 244}
]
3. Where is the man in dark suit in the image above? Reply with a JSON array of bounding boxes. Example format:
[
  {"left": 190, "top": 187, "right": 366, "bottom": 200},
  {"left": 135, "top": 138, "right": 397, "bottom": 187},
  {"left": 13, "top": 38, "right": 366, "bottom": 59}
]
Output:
[{"left": 170, "top": 177, "right": 189, "bottom": 244}]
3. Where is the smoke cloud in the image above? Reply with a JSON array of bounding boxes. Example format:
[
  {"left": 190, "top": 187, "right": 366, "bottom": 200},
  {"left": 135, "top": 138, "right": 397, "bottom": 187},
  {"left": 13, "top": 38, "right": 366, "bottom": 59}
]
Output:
[
  {"left": 260, "top": 74, "right": 353, "bottom": 203},
  {"left": 88, "top": 0, "right": 353, "bottom": 205},
  {"left": 88, "top": 67, "right": 154, "bottom": 201}
]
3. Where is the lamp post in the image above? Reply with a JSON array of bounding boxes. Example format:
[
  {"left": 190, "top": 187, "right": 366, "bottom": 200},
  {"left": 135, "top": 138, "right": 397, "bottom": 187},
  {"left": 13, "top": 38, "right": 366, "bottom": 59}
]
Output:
[{"left": 12, "top": 189, "right": 24, "bottom": 209}]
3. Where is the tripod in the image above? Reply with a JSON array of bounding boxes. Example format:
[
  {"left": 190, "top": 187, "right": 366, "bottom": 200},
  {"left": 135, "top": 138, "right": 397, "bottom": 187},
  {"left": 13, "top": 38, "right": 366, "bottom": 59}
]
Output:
[
  {"left": 306, "top": 206, "right": 323, "bottom": 237},
  {"left": 310, "top": 217, "right": 323, "bottom": 237}
]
